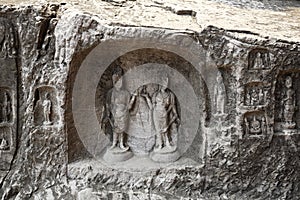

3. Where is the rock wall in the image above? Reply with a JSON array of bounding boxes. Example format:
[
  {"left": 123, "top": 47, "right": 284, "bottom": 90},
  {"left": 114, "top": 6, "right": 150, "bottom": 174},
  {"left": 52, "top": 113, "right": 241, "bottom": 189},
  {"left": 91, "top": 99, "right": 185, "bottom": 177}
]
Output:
[{"left": 0, "top": 2, "right": 299, "bottom": 200}]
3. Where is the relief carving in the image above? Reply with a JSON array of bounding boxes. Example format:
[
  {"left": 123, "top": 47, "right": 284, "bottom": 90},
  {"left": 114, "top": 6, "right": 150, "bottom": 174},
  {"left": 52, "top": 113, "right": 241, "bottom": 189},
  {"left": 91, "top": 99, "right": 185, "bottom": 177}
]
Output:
[
  {"left": 34, "top": 86, "right": 58, "bottom": 126},
  {"left": 244, "top": 83, "right": 269, "bottom": 106},
  {"left": 275, "top": 74, "right": 299, "bottom": 134},
  {"left": 0, "top": 137, "right": 9, "bottom": 150},
  {"left": 0, "top": 89, "right": 12, "bottom": 124},
  {"left": 102, "top": 70, "right": 181, "bottom": 163},
  {"left": 0, "top": 18, "right": 17, "bottom": 175},
  {"left": 150, "top": 77, "right": 180, "bottom": 162},
  {"left": 42, "top": 92, "right": 52, "bottom": 125},
  {"left": 0, "top": 18, "right": 17, "bottom": 59},
  {"left": 248, "top": 49, "right": 270, "bottom": 70},
  {"left": 282, "top": 76, "right": 296, "bottom": 129},
  {"left": 214, "top": 72, "right": 226, "bottom": 116},
  {"left": 244, "top": 112, "right": 268, "bottom": 136},
  {"left": 102, "top": 69, "right": 134, "bottom": 162}
]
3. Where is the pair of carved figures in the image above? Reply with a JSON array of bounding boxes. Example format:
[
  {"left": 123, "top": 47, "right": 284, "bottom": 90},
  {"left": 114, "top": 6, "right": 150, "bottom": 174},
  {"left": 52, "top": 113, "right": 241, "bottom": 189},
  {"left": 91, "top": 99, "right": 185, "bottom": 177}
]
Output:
[{"left": 102, "top": 70, "right": 180, "bottom": 157}]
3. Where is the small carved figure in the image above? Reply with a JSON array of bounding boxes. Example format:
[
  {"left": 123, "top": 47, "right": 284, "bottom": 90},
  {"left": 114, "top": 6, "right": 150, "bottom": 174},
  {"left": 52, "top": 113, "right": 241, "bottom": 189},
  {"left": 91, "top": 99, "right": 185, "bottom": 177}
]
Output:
[
  {"left": 261, "top": 117, "right": 267, "bottom": 134},
  {"left": 245, "top": 90, "right": 251, "bottom": 105},
  {"left": 263, "top": 90, "right": 269, "bottom": 104},
  {"left": 250, "top": 116, "right": 261, "bottom": 134},
  {"left": 253, "top": 52, "right": 263, "bottom": 69},
  {"left": 244, "top": 118, "right": 250, "bottom": 135},
  {"left": 214, "top": 72, "right": 226, "bottom": 114},
  {"left": 1, "top": 92, "right": 8, "bottom": 122},
  {"left": 152, "top": 77, "right": 179, "bottom": 151},
  {"left": 258, "top": 88, "right": 264, "bottom": 105},
  {"left": 130, "top": 86, "right": 152, "bottom": 128},
  {"left": 250, "top": 88, "right": 259, "bottom": 106},
  {"left": 104, "top": 70, "right": 135, "bottom": 151},
  {"left": 282, "top": 76, "right": 296, "bottom": 128},
  {"left": 0, "top": 91, "right": 11, "bottom": 123},
  {"left": 0, "top": 138, "right": 9, "bottom": 150},
  {"left": 42, "top": 93, "right": 52, "bottom": 125}
]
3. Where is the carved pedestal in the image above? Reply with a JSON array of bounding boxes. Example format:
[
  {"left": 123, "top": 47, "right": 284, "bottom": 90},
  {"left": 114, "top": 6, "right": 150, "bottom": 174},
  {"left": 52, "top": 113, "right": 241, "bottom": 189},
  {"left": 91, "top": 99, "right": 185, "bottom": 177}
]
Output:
[
  {"left": 103, "top": 147, "right": 133, "bottom": 163},
  {"left": 150, "top": 146, "right": 180, "bottom": 163}
]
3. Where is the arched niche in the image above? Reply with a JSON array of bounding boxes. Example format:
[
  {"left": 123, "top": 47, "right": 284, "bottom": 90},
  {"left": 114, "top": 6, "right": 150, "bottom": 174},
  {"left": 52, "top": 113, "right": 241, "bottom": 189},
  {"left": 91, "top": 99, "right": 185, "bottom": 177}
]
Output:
[
  {"left": 33, "top": 86, "right": 59, "bottom": 126},
  {"left": 274, "top": 70, "right": 300, "bottom": 134},
  {"left": 67, "top": 34, "right": 221, "bottom": 170}
]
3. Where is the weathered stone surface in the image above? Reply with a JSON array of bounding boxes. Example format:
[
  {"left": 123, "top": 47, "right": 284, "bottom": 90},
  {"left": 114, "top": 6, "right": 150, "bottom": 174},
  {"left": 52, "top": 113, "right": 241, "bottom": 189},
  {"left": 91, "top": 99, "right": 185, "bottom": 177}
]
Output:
[{"left": 0, "top": 1, "right": 299, "bottom": 200}]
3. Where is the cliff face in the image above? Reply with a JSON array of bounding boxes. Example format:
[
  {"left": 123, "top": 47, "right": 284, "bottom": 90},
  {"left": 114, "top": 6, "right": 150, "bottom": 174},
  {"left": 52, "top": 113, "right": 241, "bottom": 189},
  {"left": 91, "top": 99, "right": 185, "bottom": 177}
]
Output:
[{"left": 0, "top": 1, "right": 299, "bottom": 199}]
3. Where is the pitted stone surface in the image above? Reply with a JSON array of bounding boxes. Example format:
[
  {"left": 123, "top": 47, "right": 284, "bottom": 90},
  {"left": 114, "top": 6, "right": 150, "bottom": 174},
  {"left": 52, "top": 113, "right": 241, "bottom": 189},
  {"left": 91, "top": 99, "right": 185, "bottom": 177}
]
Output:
[{"left": 0, "top": 1, "right": 299, "bottom": 200}]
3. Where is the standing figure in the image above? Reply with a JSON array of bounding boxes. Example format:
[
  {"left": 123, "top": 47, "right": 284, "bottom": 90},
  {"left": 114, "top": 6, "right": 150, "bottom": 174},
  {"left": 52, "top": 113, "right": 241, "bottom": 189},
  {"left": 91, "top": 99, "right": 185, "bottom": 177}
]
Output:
[
  {"left": 1, "top": 91, "right": 9, "bottom": 123},
  {"left": 214, "top": 72, "right": 226, "bottom": 115},
  {"left": 106, "top": 70, "right": 135, "bottom": 151},
  {"left": 258, "top": 88, "right": 264, "bottom": 105},
  {"left": 261, "top": 117, "right": 267, "bottom": 134},
  {"left": 250, "top": 88, "right": 259, "bottom": 106},
  {"left": 282, "top": 76, "right": 296, "bottom": 128},
  {"left": 152, "top": 78, "right": 179, "bottom": 151},
  {"left": 245, "top": 90, "right": 251, "bottom": 106},
  {"left": 43, "top": 93, "right": 52, "bottom": 125},
  {"left": 253, "top": 52, "right": 263, "bottom": 69},
  {"left": 244, "top": 118, "right": 250, "bottom": 135}
]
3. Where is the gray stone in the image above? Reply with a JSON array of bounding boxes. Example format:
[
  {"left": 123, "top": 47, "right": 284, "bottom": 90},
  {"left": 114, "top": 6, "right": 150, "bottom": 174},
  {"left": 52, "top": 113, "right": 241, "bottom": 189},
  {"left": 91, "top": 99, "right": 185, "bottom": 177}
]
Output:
[{"left": 0, "top": 1, "right": 299, "bottom": 200}]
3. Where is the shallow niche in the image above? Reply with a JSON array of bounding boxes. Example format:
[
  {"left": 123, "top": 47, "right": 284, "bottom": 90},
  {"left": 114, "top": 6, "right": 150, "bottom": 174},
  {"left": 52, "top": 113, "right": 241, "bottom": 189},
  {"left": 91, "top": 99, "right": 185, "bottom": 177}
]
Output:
[
  {"left": 33, "top": 86, "right": 59, "bottom": 126},
  {"left": 248, "top": 49, "right": 271, "bottom": 70},
  {"left": 243, "top": 82, "right": 270, "bottom": 107},
  {"left": 243, "top": 111, "right": 268, "bottom": 137},
  {"left": 274, "top": 72, "right": 300, "bottom": 134}
]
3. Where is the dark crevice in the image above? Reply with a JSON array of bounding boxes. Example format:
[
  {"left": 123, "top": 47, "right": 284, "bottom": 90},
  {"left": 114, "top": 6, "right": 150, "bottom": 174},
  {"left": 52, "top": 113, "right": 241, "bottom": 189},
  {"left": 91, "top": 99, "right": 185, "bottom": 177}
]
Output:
[{"left": 36, "top": 18, "right": 51, "bottom": 50}]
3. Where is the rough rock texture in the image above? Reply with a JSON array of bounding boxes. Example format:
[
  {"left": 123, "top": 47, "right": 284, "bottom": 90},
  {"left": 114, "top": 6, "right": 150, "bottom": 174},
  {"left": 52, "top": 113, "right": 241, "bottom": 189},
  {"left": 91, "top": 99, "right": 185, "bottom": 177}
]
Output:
[{"left": 0, "top": 1, "right": 299, "bottom": 200}]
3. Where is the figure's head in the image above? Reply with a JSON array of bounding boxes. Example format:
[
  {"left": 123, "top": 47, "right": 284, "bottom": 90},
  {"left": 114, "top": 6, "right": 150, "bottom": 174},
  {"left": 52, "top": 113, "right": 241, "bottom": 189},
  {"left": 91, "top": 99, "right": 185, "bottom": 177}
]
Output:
[
  {"left": 112, "top": 67, "right": 124, "bottom": 89},
  {"left": 146, "top": 83, "right": 159, "bottom": 96},
  {"left": 113, "top": 76, "right": 123, "bottom": 90},
  {"left": 285, "top": 76, "right": 293, "bottom": 88},
  {"left": 161, "top": 74, "right": 169, "bottom": 90},
  {"left": 137, "top": 85, "right": 145, "bottom": 94}
]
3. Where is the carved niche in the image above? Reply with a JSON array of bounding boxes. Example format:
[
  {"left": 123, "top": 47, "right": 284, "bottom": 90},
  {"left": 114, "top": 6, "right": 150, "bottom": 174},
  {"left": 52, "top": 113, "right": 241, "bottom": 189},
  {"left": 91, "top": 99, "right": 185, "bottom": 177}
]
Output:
[
  {"left": 274, "top": 73, "right": 300, "bottom": 134},
  {"left": 33, "top": 86, "right": 58, "bottom": 126},
  {"left": 0, "top": 18, "right": 17, "bottom": 180},
  {"left": 244, "top": 82, "right": 270, "bottom": 107},
  {"left": 243, "top": 111, "right": 268, "bottom": 137},
  {"left": 248, "top": 49, "right": 271, "bottom": 70},
  {"left": 70, "top": 46, "right": 207, "bottom": 171}
]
